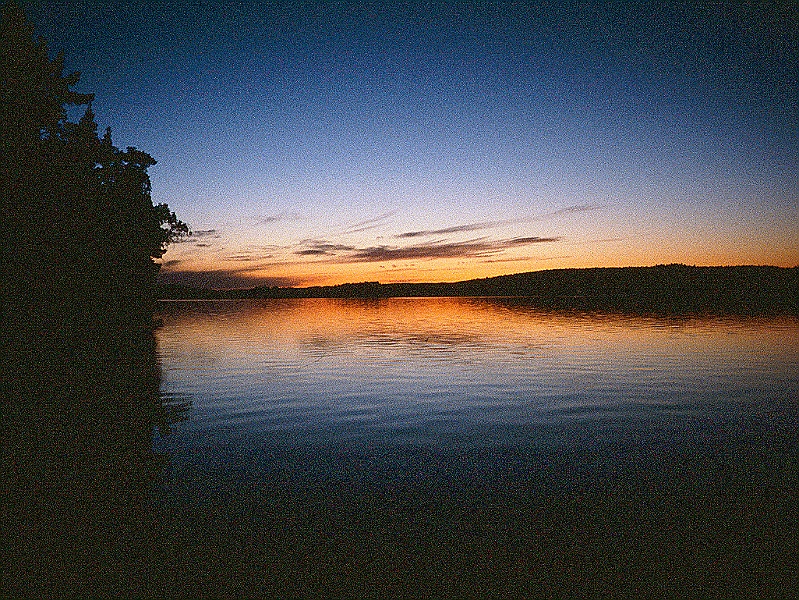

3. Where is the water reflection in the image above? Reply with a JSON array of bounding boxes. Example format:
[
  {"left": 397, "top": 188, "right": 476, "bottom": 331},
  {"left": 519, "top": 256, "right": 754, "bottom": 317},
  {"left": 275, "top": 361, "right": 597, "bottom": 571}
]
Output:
[
  {"left": 151, "top": 298, "right": 798, "bottom": 596},
  {"left": 155, "top": 298, "right": 797, "bottom": 441},
  {"left": 1, "top": 325, "right": 189, "bottom": 598}
]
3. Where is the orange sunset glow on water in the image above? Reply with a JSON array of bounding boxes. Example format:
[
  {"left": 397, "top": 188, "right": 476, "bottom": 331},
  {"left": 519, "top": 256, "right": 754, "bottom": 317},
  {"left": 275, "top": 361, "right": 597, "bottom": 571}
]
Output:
[
  {"left": 148, "top": 295, "right": 799, "bottom": 596},
  {"left": 157, "top": 297, "right": 799, "bottom": 365}
]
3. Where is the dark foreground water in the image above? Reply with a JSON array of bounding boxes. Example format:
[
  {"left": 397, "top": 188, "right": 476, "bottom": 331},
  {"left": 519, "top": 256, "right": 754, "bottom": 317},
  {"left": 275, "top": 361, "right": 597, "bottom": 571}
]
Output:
[
  {"left": 148, "top": 298, "right": 798, "bottom": 597},
  {"left": 3, "top": 298, "right": 796, "bottom": 598}
]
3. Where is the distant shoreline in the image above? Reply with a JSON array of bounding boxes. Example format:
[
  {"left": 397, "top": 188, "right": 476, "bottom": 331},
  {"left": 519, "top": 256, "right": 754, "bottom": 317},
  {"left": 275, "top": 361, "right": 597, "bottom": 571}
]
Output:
[{"left": 157, "top": 264, "right": 798, "bottom": 315}]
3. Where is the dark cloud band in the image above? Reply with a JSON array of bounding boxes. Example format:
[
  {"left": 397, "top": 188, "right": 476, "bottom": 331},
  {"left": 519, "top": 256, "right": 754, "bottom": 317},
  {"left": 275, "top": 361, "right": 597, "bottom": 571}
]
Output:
[{"left": 342, "top": 236, "right": 560, "bottom": 263}]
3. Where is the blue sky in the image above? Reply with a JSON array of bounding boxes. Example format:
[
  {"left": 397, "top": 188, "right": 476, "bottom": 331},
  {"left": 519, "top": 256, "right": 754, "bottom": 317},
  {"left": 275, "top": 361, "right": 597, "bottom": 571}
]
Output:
[{"left": 24, "top": 0, "right": 798, "bottom": 287}]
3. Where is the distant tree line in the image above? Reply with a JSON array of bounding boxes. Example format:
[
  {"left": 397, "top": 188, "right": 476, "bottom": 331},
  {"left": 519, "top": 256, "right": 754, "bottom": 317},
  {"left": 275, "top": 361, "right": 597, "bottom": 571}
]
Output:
[
  {"left": 159, "top": 265, "right": 799, "bottom": 315},
  {"left": 1, "top": 0, "right": 187, "bottom": 339}
]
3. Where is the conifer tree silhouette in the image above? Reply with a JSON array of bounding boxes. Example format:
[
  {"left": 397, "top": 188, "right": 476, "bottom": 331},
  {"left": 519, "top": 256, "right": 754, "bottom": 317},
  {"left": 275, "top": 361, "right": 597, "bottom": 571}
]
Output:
[{"left": 1, "top": 0, "right": 187, "bottom": 334}]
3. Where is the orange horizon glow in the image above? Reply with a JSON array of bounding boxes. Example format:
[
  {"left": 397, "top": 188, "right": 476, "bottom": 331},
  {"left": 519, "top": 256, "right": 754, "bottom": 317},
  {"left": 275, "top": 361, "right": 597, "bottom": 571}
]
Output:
[
  {"left": 155, "top": 172, "right": 798, "bottom": 291},
  {"left": 158, "top": 260, "right": 799, "bottom": 290},
  {"left": 158, "top": 245, "right": 799, "bottom": 289}
]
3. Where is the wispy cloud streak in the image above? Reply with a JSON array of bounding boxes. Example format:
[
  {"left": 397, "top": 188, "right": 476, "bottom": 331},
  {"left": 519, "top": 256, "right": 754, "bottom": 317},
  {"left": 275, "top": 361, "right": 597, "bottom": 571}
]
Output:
[
  {"left": 394, "top": 205, "right": 599, "bottom": 239},
  {"left": 542, "top": 204, "right": 600, "bottom": 218},
  {"left": 340, "top": 211, "right": 398, "bottom": 235},
  {"left": 254, "top": 212, "right": 302, "bottom": 225},
  {"left": 295, "top": 240, "right": 357, "bottom": 256},
  {"left": 396, "top": 222, "right": 499, "bottom": 238},
  {"left": 343, "top": 236, "right": 560, "bottom": 263}
]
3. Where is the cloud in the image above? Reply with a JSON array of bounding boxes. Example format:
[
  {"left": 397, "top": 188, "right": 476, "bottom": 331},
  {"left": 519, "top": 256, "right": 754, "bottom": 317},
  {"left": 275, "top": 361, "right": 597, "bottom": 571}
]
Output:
[
  {"left": 342, "top": 236, "right": 560, "bottom": 263},
  {"left": 158, "top": 234, "right": 559, "bottom": 288},
  {"left": 191, "top": 229, "right": 218, "bottom": 237},
  {"left": 340, "top": 211, "right": 397, "bottom": 234},
  {"left": 543, "top": 204, "right": 600, "bottom": 218},
  {"left": 479, "top": 254, "right": 571, "bottom": 263},
  {"left": 394, "top": 205, "right": 599, "bottom": 240},
  {"left": 225, "top": 253, "right": 265, "bottom": 262},
  {"left": 294, "top": 240, "right": 356, "bottom": 256},
  {"left": 172, "top": 228, "right": 223, "bottom": 246},
  {"left": 505, "top": 236, "right": 560, "bottom": 246},
  {"left": 255, "top": 212, "right": 301, "bottom": 225},
  {"left": 396, "top": 222, "right": 498, "bottom": 238}
]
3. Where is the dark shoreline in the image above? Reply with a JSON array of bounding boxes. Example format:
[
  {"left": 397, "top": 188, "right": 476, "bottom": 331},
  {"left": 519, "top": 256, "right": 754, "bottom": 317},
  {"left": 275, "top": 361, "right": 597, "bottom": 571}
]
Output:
[{"left": 158, "top": 264, "right": 798, "bottom": 315}]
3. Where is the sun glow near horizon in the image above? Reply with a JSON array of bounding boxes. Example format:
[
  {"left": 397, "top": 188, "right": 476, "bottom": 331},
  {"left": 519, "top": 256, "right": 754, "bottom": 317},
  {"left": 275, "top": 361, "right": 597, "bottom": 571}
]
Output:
[
  {"left": 158, "top": 220, "right": 799, "bottom": 289},
  {"left": 156, "top": 193, "right": 799, "bottom": 289},
  {"left": 54, "top": 0, "right": 792, "bottom": 291}
]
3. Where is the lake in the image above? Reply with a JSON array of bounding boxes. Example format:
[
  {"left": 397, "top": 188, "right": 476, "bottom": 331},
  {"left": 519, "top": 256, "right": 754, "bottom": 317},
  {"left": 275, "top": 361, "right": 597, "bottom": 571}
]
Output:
[{"left": 152, "top": 298, "right": 798, "bottom": 597}]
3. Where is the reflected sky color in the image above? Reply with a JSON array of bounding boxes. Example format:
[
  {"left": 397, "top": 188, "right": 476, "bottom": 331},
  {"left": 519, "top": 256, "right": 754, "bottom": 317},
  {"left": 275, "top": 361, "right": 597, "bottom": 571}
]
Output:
[
  {"left": 29, "top": 1, "right": 798, "bottom": 286},
  {"left": 147, "top": 298, "right": 799, "bottom": 596},
  {"left": 155, "top": 298, "right": 799, "bottom": 446}
]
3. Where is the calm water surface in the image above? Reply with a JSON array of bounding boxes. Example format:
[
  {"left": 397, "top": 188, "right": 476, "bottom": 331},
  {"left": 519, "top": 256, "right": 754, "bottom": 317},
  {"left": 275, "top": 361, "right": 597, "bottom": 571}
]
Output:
[
  {"left": 152, "top": 298, "right": 798, "bottom": 596},
  {"left": 155, "top": 297, "right": 797, "bottom": 443}
]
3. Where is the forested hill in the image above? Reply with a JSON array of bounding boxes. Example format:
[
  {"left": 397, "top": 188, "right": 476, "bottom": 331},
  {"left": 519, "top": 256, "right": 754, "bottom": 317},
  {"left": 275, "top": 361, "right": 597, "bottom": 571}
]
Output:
[{"left": 158, "top": 265, "right": 798, "bottom": 315}]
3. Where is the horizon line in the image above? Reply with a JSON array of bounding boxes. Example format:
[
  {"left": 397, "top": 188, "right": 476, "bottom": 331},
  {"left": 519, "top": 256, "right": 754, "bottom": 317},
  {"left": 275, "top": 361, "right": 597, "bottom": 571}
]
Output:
[{"left": 156, "top": 263, "right": 798, "bottom": 292}]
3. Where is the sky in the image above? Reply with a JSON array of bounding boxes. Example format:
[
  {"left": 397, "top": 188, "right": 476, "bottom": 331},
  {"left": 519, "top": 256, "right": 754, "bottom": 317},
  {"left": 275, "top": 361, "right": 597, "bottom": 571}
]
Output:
[{"left": 23, "top": 0, "right": 799, "bottom": 288}]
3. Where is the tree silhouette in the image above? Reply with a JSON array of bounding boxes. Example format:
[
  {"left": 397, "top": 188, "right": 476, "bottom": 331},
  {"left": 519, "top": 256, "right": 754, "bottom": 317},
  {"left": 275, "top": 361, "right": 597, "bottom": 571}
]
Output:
[
  {"left": 1, "top": 6, "right": 191, "bottom": 593},
  {"left": 1, "top": 0, "right": 187, "bottom": 335}
]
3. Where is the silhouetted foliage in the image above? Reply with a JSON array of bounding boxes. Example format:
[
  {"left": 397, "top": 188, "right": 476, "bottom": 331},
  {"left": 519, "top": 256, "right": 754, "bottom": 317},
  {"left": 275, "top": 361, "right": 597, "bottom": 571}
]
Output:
[
  {"left": 0, "top": 7, "right": 190, "bottom": 594},
  {"left": 1, "top": 0, "right": 187, "bottom": 337}
]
